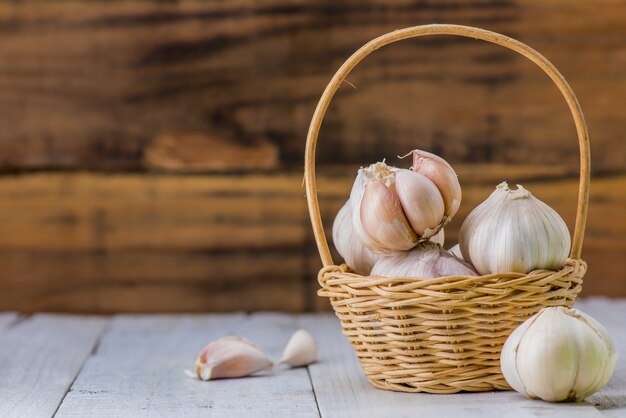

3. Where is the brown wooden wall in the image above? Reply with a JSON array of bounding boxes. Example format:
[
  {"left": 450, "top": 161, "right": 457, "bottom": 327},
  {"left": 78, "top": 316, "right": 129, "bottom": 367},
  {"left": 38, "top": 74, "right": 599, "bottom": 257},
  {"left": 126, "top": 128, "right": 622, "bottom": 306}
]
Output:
[{"left": 0, "top": 1, "right": 624, "bottom": 312}]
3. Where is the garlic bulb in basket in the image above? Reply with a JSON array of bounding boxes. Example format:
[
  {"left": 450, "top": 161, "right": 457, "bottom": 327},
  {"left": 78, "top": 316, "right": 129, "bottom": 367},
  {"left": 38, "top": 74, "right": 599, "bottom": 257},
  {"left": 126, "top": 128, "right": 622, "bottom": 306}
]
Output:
[
  {"left": 371, "top": 241, "right": 478, "bottom": 278},
  {"left": 332, "top": 201, "right": 380, "bottom": 275},
  {"left": 410, "top": 149, "right": 462, "bottom": 220},
  {"left": 459, "top": 182, "right": 570, "bottom": 275},
  {"left": 500, "top": 307, "right": 617, "bottom": 402},
  {"left": 350, "top": 161, "right": 454, "bottom": 252}
]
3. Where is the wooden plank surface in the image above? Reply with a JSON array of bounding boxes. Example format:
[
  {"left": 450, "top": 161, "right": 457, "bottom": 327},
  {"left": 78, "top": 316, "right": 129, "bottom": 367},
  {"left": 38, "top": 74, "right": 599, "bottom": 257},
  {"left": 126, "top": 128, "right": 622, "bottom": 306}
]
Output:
[
  {"left": 55, "top": 313, "right": 319, "bottom": 417},
  {"left": 299, "top": 301, "right": 624, "bottom": 418},
  {"left": 0, "top": 1, "right": 625, "bottom": 172},
  {"left": 0, "top": 301, "right": 622, "bottom": 417},
  {"left": 0, "top": 168, "right": 624, "bottom": 312},
  {"left": 0, "top": 314, "right": 107, "bottom": 418}
]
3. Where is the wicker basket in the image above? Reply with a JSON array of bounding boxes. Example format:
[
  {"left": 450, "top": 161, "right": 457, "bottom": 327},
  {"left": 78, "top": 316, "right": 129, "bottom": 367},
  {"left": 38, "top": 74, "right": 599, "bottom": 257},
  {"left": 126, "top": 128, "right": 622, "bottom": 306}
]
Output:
[{"left": 304, "top": 24, "right": 590, "bottom": 394}]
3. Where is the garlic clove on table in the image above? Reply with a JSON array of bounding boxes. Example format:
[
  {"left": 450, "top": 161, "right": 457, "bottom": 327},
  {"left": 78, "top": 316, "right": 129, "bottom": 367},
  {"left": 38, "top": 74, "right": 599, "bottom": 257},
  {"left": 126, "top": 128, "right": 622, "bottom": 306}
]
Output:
[
  {"left": 500, "top": 307, "right": 617, "bottom": 402},
  {"left": 278, "top": 329, "right": 317, "bottom": 367},
  {"left": 459, "top": 181, "right": 570, "bottom": 275},
  {"left": 195, "top": 336, "right": 273, "bottom": 380}
]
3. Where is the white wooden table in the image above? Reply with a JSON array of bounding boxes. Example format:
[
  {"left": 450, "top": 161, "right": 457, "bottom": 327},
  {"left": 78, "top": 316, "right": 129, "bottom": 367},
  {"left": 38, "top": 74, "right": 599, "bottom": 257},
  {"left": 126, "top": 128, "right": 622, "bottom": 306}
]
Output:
[{"left": 0, "top": 298, "right": 624, "bottom": 418}]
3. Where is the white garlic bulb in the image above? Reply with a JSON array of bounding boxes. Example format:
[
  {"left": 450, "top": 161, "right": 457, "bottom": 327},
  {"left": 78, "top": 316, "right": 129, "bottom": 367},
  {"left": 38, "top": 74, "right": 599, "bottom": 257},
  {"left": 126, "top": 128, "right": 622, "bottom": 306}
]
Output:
[
  {"left": 371, "top": 241, "right": 478, "bottom": 278},
  {"left": 459, "top": 182, "right": 570, "bottom": 275},
  {"left": 501, "top": 307, "right": 617, "bottom": 402},
  {"left": 410, "top": 149, "right": 462, "bottom": 220},
  {"left": 332, "top": 201, "right": 380, "bottom": 275},
  {"left": 350, "top": 161, "right": 456, "bottom": 252}
]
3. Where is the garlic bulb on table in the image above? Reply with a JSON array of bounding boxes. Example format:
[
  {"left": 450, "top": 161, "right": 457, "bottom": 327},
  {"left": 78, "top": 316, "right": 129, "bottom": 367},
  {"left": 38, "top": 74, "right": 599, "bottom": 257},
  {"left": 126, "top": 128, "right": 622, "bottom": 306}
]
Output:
[
  {"left": 410, "top": 149, "right": 462, "bottom": 220},
  {"left": 501, "top": 307, "right": 617, "bottom": 402},
  {"left": 371, "top": 241, "right": 478, "bottom": 278},
  {"left": 350, "top": 160, "right": 457, "bottom": 252},
  {"left": 332, "top": 201, "right": 380, "bottom": 275},
  {"left": 459, "top": 182, "right": 570, "bottom": 275}
]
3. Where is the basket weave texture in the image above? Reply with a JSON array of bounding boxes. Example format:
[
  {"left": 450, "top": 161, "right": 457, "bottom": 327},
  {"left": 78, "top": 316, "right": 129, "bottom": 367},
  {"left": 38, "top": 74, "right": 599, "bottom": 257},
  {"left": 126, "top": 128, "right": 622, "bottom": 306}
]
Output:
[
  {"left": 318, "top": 259, "right": 585, "bottom": 393},
  {"left": 304, "top": 24, "right": 591, "bottom": 393}
]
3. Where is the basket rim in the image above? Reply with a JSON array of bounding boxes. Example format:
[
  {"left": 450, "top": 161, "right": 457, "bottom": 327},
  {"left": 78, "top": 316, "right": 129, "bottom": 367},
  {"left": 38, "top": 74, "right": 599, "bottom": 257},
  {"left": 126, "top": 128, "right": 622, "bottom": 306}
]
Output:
[
  {"left": 304, "top": 24, "right": 591, "bottom": 268},
  {"left": 317, "top": 258, "right": 586, "bottom": 297}
]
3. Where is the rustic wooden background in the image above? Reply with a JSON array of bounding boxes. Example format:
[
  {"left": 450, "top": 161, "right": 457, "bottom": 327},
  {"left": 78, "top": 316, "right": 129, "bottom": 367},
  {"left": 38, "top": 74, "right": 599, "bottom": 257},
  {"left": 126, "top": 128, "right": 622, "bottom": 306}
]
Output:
[{"left": 0, "top": 1, "right": 624, "bottom": 312}]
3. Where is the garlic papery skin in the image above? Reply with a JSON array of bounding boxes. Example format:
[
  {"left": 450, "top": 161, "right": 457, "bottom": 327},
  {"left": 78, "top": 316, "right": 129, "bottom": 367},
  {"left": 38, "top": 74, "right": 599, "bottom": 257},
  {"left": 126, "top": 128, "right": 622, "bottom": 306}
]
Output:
[
  {"left": 370, "top": 241, "right": 478, "bottom": 278},
  {"left": 350, "top": 161, "right": 445, "bottom": 252},
  {"left": 278, "top": 329, "right": 317, "bottom": 367},
  {"left": 448, "top": 243, "right": 463, "bottom": 259},
  {"left": 195, "top": 336, "right": 273, "bottom": 380},
  {"left": 332, "top": 201, "right": 380, "bottom": 275},
  {"left": 500, "top": 307, "right": 617, "bottom": 402},
  {"left": 430, "top": 228, "right": 445, "bottom": 247},
  {"left": 459, "top": 182, "right": 571, "bottom": 275},
  {"left": 410, "top": 149, "right": 462, "bottom": 220}
]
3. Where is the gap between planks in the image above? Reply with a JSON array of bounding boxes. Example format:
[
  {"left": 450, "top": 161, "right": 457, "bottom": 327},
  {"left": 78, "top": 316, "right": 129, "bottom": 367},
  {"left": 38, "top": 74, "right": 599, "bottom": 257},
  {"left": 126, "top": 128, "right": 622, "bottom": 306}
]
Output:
[{"left": 0, "top": 314, "right": 109, "bottom": 418}]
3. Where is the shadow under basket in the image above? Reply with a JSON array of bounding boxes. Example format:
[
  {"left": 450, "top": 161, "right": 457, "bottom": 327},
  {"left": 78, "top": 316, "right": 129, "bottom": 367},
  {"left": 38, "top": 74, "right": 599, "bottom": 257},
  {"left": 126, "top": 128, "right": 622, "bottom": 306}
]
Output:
[{"left": 304, "top": 25, "right": 591, "bottom": 393}]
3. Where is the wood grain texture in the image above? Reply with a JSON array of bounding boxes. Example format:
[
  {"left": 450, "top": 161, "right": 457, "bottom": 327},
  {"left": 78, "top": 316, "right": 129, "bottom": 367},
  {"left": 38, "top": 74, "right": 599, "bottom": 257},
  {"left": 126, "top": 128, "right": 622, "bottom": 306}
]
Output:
[
  {"left": 0, "top": 167, "right": 624, "bottom": 312},
  {"left": 0, "top": 314, "right": 107, "bottom": 417},
  {"left": 0, "top": 0, "right": 624, "bottom": 171},
  {"left": 55, "top": 313, "right": 319, "bottom": 418},
  {"left": 299, "top": 312, "right": 607, "bottom": 418}
]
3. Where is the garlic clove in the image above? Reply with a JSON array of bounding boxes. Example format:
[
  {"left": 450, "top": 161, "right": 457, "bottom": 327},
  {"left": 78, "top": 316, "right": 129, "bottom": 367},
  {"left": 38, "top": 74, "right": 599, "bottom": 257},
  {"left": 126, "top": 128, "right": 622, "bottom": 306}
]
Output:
[
  {"left": 195, "top": 336, "right": 273, "bottom": 380},
  {"left": 349, "top": 160, "right": 454, "bottom": 252},
  {"left": 359, "top": 178, "right": 417, "bottom": 251},
  {"left": 394, "top": 169, "right": 445, "bottom": 238},
  {"left": 568, "top": 310, "right": 618, "bottom": 399},
  {"left": 410, "top": 149, "right": 462, "bottom": 219},
  {"left": 500, "top": 313, "right": 541, "bottom": 395},
  {"left": 459, "top": 182, "right": 571, "bottom": 275},
  {"left": 332, "top": 201, "right": 380, "bottom": 275},
  {"left": 278, "top": 329, "right": 318, "bottom": 367},
  {"left": 371, "top": 241, "right": 478, "bottom": 278},
  {"left": 500, "top": 307, "right": 617, "bottom": 402}
]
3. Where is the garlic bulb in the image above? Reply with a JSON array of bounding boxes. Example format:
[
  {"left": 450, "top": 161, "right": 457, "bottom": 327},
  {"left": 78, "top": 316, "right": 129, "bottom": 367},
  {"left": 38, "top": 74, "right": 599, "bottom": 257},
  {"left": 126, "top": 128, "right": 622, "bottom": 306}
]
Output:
[
  {"left": 501, "top": 307, "right": 617, "bottom": 402},
  {"left": 195, "top": 336, "right": 273, "bottom": 380},
  {"left": 410, "top": 149, "right": 462, "bottom": 220},
  {"left": 332, "top": 201, "right": 380, "bottom": 275},
  {"left": 350, "top": 161, "right": 446, "bottom": 252},
  {"left": 371, "top": 241, "right": 478, "bottom": 278},
  {"left": 459, "top": 182, "right": 570, "bottom": 275},
  {"left": 278, "top": 329, "right": 317, "bottom": 367}
]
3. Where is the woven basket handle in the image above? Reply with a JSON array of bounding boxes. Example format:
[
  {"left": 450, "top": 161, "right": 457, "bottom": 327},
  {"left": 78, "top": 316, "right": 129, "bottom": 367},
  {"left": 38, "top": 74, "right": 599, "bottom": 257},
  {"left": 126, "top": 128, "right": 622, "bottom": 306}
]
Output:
[{"left": 304, "top": 24, "right": 590, "bottom": 267}]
